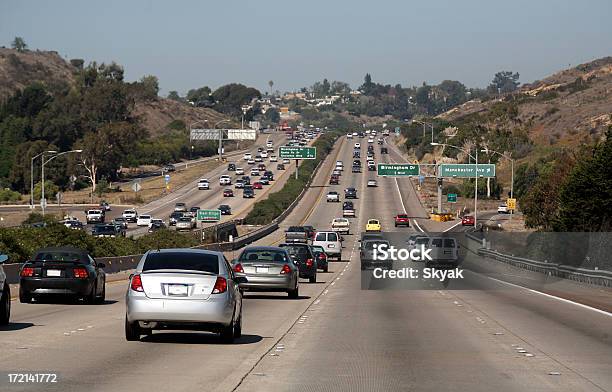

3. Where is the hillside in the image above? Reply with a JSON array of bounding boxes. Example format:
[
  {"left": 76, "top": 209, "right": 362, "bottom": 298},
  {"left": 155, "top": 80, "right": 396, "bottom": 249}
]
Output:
[
  {"left": 0, "top": 48, "right": 232, "bottom": 135},
  {"left": 0, "top": 48, "right": 76, "bottom": 98},
  {"left": 437, "top": 57, "right": 612, "bottom": 148}
]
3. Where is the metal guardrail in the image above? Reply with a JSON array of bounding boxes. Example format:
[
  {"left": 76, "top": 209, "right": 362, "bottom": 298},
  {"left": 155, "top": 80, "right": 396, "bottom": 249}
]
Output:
[{"left": 465, "top": 234, "right": 612, "bottom": 287}]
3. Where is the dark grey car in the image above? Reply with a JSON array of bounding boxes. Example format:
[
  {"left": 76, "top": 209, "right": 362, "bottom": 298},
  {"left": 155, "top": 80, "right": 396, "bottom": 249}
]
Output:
[
  {"left": 279, "top": 244, "right": 317, "bottom": 283},
  {"left": 232, "top": 246, "right": 299, "bottom": 298}
]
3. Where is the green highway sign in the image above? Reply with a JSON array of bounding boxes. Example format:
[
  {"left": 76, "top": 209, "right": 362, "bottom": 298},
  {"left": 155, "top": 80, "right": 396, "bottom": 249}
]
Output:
[
  {"left": 447, "top": 193, "right": 457, "bottom": 203},
  {"left": 439, "top": 164, "right": 496, "bottom": 178},
  {"left": 197, "top": 209, "right": 221, "bottom": 222},
  {"left": 279, "top": 146, "right": 316, "bottom": 159},
  {"left": 377, "top": 163, "right": 419, "bottom": 176}
]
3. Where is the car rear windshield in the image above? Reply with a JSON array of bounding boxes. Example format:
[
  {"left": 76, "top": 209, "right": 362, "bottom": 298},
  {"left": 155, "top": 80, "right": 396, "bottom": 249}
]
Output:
[
  {"left": 364, "top": 241, "right": 389, "bottom": 250},
  {"left": 143, "top": 252, "right": 219, "bottom": 274},
  {"left": 281, "top": 245, "right": 309, "bottom": 255},
  {"left": 35, "top": 251, "right": 85, "bottom": 262},
  {"left": 288, "top": 226, "right": 305, "bottom": 232},
  {"left": 397, "top": 214, "right": 408, "bottom": 218},
  {"left": 240, "top": 250, "right": 290, "bottom": 263}
]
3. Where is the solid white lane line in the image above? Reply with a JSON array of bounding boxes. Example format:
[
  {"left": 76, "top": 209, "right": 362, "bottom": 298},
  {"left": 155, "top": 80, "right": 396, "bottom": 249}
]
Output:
[
  {"left": 487, "top": 277, "right": 612, "bottom": 317},
  {"left": 443, "top": 221, "right": 462, "bottom": 232},
  {"left": 412, "top": 219, "right": 424, "bottom": 232}
]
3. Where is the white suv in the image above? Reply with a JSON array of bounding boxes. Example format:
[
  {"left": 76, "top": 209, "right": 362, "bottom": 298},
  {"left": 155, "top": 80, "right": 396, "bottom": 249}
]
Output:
[
  {"left": 497, "top": 204, "right": 509, "bottom": 214},
  {"left": 312, "top": 231, "right": 342, "bottom": 260},
  {"left": 122, "top": 209, "right": 138, "bottom": 223},
  {"left": 137, "top": 215, "right": 152, "bottom": 227},
  {"left": 243, "top": 153, "right": 252, "bottom": 160},
  {"left": 219, "top": 175, "right": 231, "bottom": 185},
  {"left": 198, "top": 179, "right": 210, "bottom": 190}
]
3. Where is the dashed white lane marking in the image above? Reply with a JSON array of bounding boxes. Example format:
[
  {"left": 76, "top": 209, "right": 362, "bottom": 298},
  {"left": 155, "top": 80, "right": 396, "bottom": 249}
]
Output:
[{"left": 487, "top": 277, "right": 612, "bottom": 317}]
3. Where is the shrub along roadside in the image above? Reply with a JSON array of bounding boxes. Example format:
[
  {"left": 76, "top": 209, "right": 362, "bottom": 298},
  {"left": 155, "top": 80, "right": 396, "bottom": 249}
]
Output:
[
  {"left": 0, "top": 224, "right": 198, "bottom": 264},
  {"left": 244, "top": 130, "right": 343, "bottom": 225}
]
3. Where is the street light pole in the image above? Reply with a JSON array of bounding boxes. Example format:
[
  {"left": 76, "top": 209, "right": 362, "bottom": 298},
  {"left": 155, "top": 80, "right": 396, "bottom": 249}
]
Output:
[
  {"left": 215, "top": 119, "right": 230, "bottom": 161},
  {"left": 41, "top": 150, "right": 82, "bottom": 215},
  {"left": 474, "top": 148, "right": 478, "bottom": 229},
  {"left": 31, "top": 150, "right": 56, "bottom": 209}
]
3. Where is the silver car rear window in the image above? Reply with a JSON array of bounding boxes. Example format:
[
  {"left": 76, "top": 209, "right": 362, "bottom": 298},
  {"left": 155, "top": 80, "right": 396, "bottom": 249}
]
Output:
[
  {"left": 240, "top": 250, "right": 289, "bottom": 263},
  {"left": 143, "top": 252, "right": 219, "bottom": 274}
]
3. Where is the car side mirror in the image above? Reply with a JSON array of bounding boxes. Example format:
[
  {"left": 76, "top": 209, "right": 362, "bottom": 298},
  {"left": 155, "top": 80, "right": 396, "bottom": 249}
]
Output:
[
  {"left": 97, "top": 263, "right": 106, "bottom": 268},
  {"left": 129, "top": 273, "right": 134, "bottom": 280}
]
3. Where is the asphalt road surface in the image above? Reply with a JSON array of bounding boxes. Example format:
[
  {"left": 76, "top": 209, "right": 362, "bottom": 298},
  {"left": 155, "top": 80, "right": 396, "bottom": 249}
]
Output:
[{"left": 1, "top": 135, "right": 610, "bottom": 392}]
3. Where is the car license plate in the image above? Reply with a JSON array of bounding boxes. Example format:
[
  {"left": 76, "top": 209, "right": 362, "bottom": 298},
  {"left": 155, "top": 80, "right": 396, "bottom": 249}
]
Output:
[
  {"left": 46, "top": 269, "right": 61, "bottom": 277},
  {"left": 256, "top": 267, "right": 269, "bottom": 274},
  {"left": 167, "top": 284, "right": 188, "bottom": 296}
]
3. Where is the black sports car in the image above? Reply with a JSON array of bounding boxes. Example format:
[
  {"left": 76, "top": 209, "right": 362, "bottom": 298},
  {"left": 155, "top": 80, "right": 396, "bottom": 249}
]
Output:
[{"left": 19, "top": 247, "right": 106, "bottom": 304}]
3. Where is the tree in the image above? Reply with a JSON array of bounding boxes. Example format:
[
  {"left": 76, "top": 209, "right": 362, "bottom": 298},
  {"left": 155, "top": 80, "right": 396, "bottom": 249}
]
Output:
[
  {"left": 11, "top": 37, "right": 27, "bottom": 52},
  {"left": 268, "top": 80, "right": 274, "bottom": 96},
  {"left": 167, "top": 91, "right": 182, "bottom": 101},
  {"left": 330, "top": 81, "right": 351, "bottom": 95},
  {"left": 554, "top": 129, "right": 612, "bottom": 231},
  {"left": 77, "top": 122, "right": 143, "bottom": 193},
  {"left": 139, "top": 75, "right": 159, "bottom": 100},
  {"left": 360, "top": 73, "right": 374, "bottom": 95},
  {"left": 186, "top": 86, "right": 212, "bottom": 106},
  {"left": 211, "top": 84, "right": 261, "bottom": 115},
  {"left": 488, "top": 71, "right": 520, "bottom": 94},
  {"left": 264, "top": 108, "right": 280, "bottom": 124}
]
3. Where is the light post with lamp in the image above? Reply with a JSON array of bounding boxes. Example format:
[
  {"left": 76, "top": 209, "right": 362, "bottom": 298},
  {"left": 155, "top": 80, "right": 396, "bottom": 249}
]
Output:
[
  {"left": 31, "top": 150, "right": 57, "bottom": 209},
  {"left": 41, "top": 150, "right": 82, "bottom": 215}
]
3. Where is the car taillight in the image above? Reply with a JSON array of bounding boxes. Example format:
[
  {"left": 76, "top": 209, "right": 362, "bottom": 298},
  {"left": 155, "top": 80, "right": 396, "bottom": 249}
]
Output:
[
  {"left": 73, "top": 267, "right": 88, "bottom": 279},
  {"left": 306, "top": 258, "right": 313, "bottom": 267},
  {"left": 20, "top": 267, "right": 34, "bottom": 277},
  {"left": 319, "top": 253, "right": 327, "bottom": 260},
  {"left": 130, "top": 274, "right": 144, "bottom": 292},
  {"left": 233, "top": 263, "right": 244, "bottom": 273},
  {"left": 212, "top": 276, "right": 227, "bottom": 294},
  {"left": 280, "top": 264, "right": 291, "bottom": 274}
]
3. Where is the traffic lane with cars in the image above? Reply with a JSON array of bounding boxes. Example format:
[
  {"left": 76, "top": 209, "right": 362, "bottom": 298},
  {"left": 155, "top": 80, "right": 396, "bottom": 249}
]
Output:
[
  {"left": 236, "top": 141, "right": 612, "bottom": 392},
  {"left": 121, "top": 134, "right": 290, "bottom": 236},
  {"left": 0, "top": 133, "right": 349, "bottom": 392}
]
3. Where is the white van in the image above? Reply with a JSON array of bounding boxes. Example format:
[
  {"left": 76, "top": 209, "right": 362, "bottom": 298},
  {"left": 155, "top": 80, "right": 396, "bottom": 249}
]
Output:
[
  {"left": 312, "top": 231, "right": 342, "bottom": 260},
  {"left": 425, "top": 237, "right": 460, "bottom": 266}
]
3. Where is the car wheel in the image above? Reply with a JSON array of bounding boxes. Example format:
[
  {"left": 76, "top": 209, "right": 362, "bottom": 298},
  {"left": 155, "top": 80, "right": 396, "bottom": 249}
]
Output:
[
  {"left": 220, "top": 315, "right": 235, "bottom": 344},
  {"left": 19, "top": 287, "right": 31, "bottom": 304},
  {"left": 309, "top": 274, "right": 317, "bottom": 283},
  {"left": 0, "top": 284, "right": 10, "bottom": 325},
  {"left": 86, "top": 283, "right": 97, "bottom": 304},
  {"left": 288, "top": 285, "right": 299, "bottom": 299},
  {"left": 125, "top": 316, "right": 141, "bottom": 341},
  {"left": 95, "top": 282, "right": 106, "bottom": 304},
  {"left": 234, "top": 307, "right": 242, "bottom": 338}
]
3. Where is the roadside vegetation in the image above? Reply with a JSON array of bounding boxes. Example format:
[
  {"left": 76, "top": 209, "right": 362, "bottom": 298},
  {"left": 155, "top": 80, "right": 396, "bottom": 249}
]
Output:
[
  {"left": 0, "top": 214, "right": 198, "bottom": 263},
  {"left": 244, "top": 129, "right": 344, "bottom": 225}
]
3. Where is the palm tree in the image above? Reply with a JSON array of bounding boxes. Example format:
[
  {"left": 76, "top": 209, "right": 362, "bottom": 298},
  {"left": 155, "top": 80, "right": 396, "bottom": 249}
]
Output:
[{"left": 268, "top": 80, "right": 274, "bottom": 97}]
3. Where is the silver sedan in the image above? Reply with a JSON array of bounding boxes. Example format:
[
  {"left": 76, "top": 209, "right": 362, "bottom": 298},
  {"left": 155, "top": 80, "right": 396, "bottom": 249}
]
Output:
[
  {"left": 232, "top": 246, "right": 299, "bottom": 298},
  {"left": 125, "top": 249, "right": 245, "bottom": 343}
]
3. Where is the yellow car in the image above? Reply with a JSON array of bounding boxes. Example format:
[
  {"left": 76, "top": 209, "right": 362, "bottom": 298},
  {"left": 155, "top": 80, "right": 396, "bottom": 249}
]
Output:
[{"left": 365, "top": 219, "right": 382, "bottom": 232}]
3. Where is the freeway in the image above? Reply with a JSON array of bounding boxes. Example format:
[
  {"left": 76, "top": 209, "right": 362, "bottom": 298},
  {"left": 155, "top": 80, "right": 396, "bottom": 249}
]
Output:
[{"left": 1, "top": 134, "right": 610, "bottom": 392}]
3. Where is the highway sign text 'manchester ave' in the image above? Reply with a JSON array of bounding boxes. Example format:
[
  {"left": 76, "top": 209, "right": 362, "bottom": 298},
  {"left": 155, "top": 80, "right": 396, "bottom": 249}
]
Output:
[{"left": 439, "top": 164, "right": 496, "bottom": 178}]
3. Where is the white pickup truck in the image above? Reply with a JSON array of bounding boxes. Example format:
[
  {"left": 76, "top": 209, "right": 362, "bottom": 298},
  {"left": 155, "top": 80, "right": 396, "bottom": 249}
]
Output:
[
  {"left": 86, "top": 209, "right": 105, "bottom": 224},
  {"left": 122, "top": 209, "right": 138, "bottom": 223},
  {"left": 326, "top": 192, "right": 340, "bottom": 203},
  {"left": 331, "top": 218, "right": 350, "bottom": 235}
]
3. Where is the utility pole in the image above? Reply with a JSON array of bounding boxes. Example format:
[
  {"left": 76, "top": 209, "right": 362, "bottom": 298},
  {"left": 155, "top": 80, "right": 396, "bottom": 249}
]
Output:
[
  {"left": 474, "top": 148, "right": 478, "bottom": 229},
  {"left": 295, "top": 159, "right": 299, "bottom": 180}
]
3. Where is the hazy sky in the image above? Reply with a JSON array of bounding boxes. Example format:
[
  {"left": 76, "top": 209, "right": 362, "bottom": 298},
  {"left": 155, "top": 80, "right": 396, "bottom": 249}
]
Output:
[{"left": 1, "top": 0, "right": 611, "bottom": 95}]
